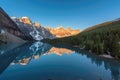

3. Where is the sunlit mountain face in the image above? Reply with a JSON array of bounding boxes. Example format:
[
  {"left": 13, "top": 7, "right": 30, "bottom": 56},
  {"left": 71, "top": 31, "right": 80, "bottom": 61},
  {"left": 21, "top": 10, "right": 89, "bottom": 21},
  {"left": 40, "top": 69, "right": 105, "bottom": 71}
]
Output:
[{"left": 47, "top": 26, "right": 80, "bottom": 38}]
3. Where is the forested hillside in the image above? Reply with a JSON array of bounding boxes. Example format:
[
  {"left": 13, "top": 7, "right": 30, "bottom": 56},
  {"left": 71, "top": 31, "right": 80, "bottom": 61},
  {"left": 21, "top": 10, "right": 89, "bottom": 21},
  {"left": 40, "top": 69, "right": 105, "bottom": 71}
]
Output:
[{"left": 47, "top": 19, "right": 120, "bottom": 58}]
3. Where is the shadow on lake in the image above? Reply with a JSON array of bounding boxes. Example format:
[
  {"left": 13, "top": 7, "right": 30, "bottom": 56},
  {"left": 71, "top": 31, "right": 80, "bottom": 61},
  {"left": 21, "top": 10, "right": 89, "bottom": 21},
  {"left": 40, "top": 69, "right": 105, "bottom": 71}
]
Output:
[{"left": 0, "top": 42, "right": 120, "bottom": 80}]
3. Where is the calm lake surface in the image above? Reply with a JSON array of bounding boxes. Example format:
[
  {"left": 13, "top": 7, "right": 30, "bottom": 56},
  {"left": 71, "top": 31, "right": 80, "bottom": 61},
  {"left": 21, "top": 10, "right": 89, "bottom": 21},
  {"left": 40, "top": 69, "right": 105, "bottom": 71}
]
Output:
[{"left": 0, "top": 42, "right": 120, "bottom": 80}]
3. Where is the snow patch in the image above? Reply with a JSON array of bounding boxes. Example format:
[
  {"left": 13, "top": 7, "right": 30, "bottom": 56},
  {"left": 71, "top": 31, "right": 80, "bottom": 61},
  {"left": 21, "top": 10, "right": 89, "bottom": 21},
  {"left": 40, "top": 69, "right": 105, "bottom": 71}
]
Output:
[{"left": 30, "top": 26, "right": 43, "bottom": 40}]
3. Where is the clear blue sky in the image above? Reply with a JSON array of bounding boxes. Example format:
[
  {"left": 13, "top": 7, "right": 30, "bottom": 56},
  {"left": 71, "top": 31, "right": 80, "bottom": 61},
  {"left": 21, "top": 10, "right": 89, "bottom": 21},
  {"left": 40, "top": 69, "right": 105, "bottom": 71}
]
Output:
[{"left": 0, "top": 0, "right": 120, "bottom": 30}]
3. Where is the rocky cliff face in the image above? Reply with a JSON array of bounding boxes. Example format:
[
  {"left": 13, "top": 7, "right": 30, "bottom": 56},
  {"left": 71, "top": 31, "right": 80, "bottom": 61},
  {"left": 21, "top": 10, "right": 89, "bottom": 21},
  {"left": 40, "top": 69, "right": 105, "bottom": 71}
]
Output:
[
  {"left": 11, "top": 17, "right": 55, "bottom": 40},
  {"left": 47, "top": 26, "right": 80, "bottom": 38},
  {"left": 0, "top": 7, "right": 30, "bottom": 43}
]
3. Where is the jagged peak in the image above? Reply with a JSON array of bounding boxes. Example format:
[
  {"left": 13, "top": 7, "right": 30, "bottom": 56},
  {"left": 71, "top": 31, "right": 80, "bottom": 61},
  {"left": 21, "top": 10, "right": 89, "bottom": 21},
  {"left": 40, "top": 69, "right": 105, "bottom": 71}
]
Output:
[
  {"left": 47, "top": 26, "right": 80, "bottom": 38},
  {"left": 17, "top": 16, "right": 32, "bottom": 25}
]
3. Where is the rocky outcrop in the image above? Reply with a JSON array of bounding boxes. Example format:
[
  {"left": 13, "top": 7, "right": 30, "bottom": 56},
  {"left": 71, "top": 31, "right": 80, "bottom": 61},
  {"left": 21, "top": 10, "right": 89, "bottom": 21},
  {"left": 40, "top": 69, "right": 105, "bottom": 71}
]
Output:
[{"left": 47, "top": 26, "right": 80, "bottom": 38}]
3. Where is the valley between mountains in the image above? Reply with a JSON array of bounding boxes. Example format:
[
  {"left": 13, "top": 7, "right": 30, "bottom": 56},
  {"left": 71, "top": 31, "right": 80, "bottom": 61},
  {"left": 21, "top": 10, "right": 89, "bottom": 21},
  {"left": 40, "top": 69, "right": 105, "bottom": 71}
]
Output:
[{"left": 0, "top": 7, "right": 120, "bottom": 59}]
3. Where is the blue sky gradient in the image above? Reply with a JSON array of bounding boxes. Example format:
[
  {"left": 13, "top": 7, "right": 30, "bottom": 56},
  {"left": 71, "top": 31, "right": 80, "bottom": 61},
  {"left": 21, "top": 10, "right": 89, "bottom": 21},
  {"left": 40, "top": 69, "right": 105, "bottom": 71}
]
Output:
[{"left": 0, "top": 0, "right": 120, "bottom": 30}]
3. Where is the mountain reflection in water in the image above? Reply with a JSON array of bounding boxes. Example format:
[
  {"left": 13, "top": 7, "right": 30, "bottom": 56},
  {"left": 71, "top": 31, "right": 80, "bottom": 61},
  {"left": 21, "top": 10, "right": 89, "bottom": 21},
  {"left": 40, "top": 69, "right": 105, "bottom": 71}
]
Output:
[
  {"left": 0, "top": 42, "right": 120, "bottom": 80},
  {"left": 11, "top": 42, "right": 74, "bottom": 66}
]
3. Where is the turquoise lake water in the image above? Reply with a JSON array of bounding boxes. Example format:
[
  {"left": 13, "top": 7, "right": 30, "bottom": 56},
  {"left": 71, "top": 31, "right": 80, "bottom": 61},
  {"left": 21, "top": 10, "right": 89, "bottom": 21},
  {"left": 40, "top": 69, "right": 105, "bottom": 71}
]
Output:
[{"left": 0, "top": 42, "right": 120, "bottom": 80}]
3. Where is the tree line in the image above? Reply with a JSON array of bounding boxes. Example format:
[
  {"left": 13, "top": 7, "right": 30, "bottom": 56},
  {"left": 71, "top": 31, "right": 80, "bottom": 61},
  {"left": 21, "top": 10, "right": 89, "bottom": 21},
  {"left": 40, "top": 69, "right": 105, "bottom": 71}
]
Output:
[{"left": 48, "top": 20, "right": 120, "bottom": 59}]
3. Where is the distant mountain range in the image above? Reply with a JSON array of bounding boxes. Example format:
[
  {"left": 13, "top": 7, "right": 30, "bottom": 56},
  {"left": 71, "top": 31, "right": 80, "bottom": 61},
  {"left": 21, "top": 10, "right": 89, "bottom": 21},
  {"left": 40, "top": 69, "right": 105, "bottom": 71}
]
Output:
[
  {"left": 11, "top": 16, "right": 80, "bottom": 38},
  {"left": 47, "top": 26, "right": 80, "bottom": 38},
  {"left": 11, "top": 17, "right": 80, "bottom": 38},
  {"left": 0, "top": 7, "right": 80, "bottom": 44}
]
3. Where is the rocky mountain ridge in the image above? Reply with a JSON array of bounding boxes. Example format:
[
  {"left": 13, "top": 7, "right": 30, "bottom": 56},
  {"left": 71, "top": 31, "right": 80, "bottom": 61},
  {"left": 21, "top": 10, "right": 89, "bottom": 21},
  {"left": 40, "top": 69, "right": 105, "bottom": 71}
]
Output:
[
  {"left": 47, "top": 26, "right": 80, "bottom": 37},
  {"left": 11, "top": 16, "right": 80, "bottom": 38}
]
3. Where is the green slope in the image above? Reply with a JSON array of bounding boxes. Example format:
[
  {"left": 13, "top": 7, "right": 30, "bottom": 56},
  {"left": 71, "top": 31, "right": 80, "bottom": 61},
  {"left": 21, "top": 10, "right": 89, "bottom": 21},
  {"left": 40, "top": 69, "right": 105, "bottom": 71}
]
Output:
[{"left": 47, "top": 19, "right": 120, "bottom": 58}]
